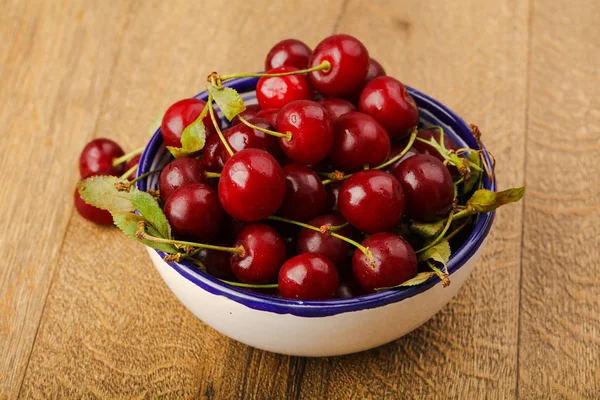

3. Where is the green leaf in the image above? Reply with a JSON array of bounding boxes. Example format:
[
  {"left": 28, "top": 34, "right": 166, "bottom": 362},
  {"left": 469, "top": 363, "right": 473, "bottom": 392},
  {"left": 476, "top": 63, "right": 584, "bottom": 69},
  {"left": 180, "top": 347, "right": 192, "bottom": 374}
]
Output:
[
  {"left": 462, "top": 151, "right": 482, "bottom": 195},
  {"left": 206, "top": 84, "right": 246, "bottom": 121},
  {"left": 419, "top": 239, "right": 451, "bottom": 266},
  {"left": 112, "top": 212, "right": 177, "bottom": 253},
  {"left": 166, "top": 103, "right": 208, "bottom": 158},
  {"left": 375, "top": 272, "right": 436, "bottom": 291},
  {"left": 130, "top": 190, "right": 171, "bottom": 239},
  {"left": 410, "top": 219, "right": 445, "bottom": 238},
  {"left": 77, "top": 176, "right": 135, "bottom": 213},
  {"left": 468, "top": 187, "right": 525, "bottom": 213}
]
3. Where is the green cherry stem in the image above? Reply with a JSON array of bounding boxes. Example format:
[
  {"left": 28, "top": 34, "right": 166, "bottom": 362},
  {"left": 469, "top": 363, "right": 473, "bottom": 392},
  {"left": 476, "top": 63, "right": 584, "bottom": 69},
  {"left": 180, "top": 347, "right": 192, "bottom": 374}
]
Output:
[
  {"left": 120, "top": 164, "right": 138, "bottom": 180},
  {"left": 219, "top": 61, "right": 331, "bottom": 82},
  {"left": 374, "top": 128, "right": 418, "bottom": 171},
  {"left": 444, "top": 216, "right": 471, "bottom": 242},
  {"left": 207, "top": 94, "right": 234, "bottom": 157},
  {"left": 237, "top": 115, "right": 292, "bottom": 140},
  {"left": 112, "top": 146, "right": 145, "bottom": 167},
  {"left": 427, "top": 261, "right": 450, "bottom": 287},
  {"left": 205, "top": 171, "right": 221, "bottom": 179},
  {"left": 219, "top": 280, "right": 279, "bottom": 289},
  {"left": 415, "top": 211, "right": 455, "bottom": 254}
]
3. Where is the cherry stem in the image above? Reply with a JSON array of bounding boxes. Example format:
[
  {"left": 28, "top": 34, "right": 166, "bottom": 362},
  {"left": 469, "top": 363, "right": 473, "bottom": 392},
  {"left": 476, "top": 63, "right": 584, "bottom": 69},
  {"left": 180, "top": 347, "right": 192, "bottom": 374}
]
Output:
[
  {"left": 219, "top": 280, "right": 279, "bottom": 289},
  {"left": 453, "top": 177, "right": 464, "bottom": 198},
  {"left": 129, "top": 168, "right": 162, "bottom": 187},
  {"left": 329, "top": 222, "right": 350, "bottom": 232},
  {"left": 207, "top": 94, "right": 234, "bottom": 157},
  {"left": 205, "top": 171, "right": 221, "bottom": 179},
  {"left": 374, "top": 128, "right": 418, "bottom": 171},
  {"left": 444, "top": 216, "right": 471, "bottom": 242},
  {"left": 219, "top": 61, "right": 331, "bottom": 82},
  {"left": 427, "top": 261, "right": 450, "bottom": 287},
  {"left": 452, "top": 208, "right": 473, "bottom": 220},
  {"left": 137, "top": 228, "right": 244, "bottom": 255},
  {"left": 120, "top": 164, "right": 138, "bottom": 180},
  {"left": 237, "top": 115, "right": 292, "bottom": 141},
  {"left": 415, "top": 211, "right": 455, "bottom": 254},
  {"left": 112, "top": 147, "right": 144, "bottom": 167}
]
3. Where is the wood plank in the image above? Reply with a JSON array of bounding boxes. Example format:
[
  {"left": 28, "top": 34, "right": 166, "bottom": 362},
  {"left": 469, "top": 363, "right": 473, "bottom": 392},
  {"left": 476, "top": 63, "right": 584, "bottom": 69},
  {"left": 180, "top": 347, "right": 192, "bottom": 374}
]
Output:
[
  {"left": 518, "top": 0, "right": 600, "bottom": 397},
  {"left": 0, "top": 1, "right": 133, "bottom": 398}
]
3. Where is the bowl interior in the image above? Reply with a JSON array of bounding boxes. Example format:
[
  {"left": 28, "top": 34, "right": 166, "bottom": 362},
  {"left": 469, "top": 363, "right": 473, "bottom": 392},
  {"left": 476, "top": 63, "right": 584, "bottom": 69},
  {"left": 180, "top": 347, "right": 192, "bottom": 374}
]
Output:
[{"left": 137, "top": 77, "right": 496, "bottom": 317}]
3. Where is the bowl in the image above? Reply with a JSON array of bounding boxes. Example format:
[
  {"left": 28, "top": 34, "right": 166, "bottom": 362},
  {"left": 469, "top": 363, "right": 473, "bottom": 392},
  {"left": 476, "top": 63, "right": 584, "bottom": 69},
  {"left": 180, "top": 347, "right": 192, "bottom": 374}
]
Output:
[{"left": 137, "top": 77, "right": 496, "bottom": 357}]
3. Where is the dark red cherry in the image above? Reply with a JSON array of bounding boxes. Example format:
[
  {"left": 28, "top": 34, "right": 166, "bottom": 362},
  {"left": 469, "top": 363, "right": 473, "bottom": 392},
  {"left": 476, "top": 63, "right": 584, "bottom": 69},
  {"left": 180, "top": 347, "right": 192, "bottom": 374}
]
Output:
[
  {"left": 296, "top": 214, "right": 352, "bottom": 269},
  {"left": 231, "top": 224, "right": 287, "bottom": 284},
  {"left": 392, "top": 154, "right": 454, "bottom": 222},
  {"left": 277, "top": 164, "right": 326, "bottom": 221},
  {"left": 79, "top": 138, "right": 125, "bottom": 178},
  {"left": 202, "top": 134, "right": 225, "bottom": 172},
  {"left": 255, "top": 108, "right": 279, "bottom": 127},
  {"left": 278, "top": 254, "right": 339, "bottom": 300},
  {"left": 164, "top": 183, "right": 223, "bottom": 242},
  {"left": 308, "top": 34, "right": 369, "bottom": 97},
  {"left": 231, "top": 104, "right": 262, "bottom": 126},
  {"left": 328, "top": 111, "right": 391, "bottom": 172},
  {"left": 358, "top": 76, "right": 419, "bottom": 138},
  {"left": 256, "top": 66, "right": 312, "bottom": 110},
  {"left": 161, "top": 98, "right": 216, "bottom": 149},
  {"left": 339, "top": 170, "right": 405, "bottom": 234},
  {"left": 159, "top": 157, "right": 207, "bottom": 203},
  {"left": 336, "top": 270, "right": 365, "bottom": 298},
  {"left": 218, "top": 149, "right": 286, "bottom": 222},
  {"left": 196, "top": 245, "right": 235, "bottom": 281},
  {"left": 364, "top": 58, "right": 386, "bottom": 83},
  {"left": 74, "top": 189, "right": 113, "bottom": 225},
  {"left": 124, "top": 154, "right": 141, "bottom": 181},
  {"left": 222, "top": 118, "right": 284, "bottom": 164},
  {"left": 352, "top": 233, "right": 417, "bottom": 293},
  {"left": 276, "top": 100, "right": 334, "bottom": 165},
  {"left": 412, "top": 128, "right": 459, "bottom": 174},
  {"left": 325, "top": 182, "right": 342, "bottom": 214},
  {"left": 384, "top": 144, "right": 419, "bottom": 173},
  {"left": 265, "top": 39, "right": 312, "bottom": 70},
  {"left": 317, "top": 98, "right": 356, "bottom": 121}
]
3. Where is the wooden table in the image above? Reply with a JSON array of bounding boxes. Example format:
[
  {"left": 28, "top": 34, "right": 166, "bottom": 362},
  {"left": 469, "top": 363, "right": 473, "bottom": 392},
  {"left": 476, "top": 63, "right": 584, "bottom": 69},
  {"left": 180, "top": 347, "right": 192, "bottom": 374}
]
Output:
[{"left": 1, "top": 0, "right": 598, "bottom": 398}]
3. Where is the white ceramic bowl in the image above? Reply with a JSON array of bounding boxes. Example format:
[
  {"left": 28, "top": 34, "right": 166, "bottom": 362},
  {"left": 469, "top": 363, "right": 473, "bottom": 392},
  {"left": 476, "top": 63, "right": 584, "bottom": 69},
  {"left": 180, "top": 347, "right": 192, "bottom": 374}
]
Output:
[{"left": 137, "top": 77, "right": 496, "bottom": 357}]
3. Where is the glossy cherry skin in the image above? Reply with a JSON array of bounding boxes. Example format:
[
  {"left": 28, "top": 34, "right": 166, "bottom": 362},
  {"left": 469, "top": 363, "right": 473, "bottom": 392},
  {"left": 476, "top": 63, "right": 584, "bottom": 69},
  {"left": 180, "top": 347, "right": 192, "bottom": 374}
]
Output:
[
  {"left": 308, "top": 34, "right": 369, "bottom": 97},
  {"left": 196, "top": 246, "right": 235, "bottom": 280},
  {"left": 276, "top": 100, "right": 335, "bottom": 165},
  {"left": 352, "top": 233, "right": 417, "bottom": 293},
  {"left": 384, "top": 144, "right": 419, "bottom": 173},
  {"left": 317, "top": 98, "right": 356, "bottom": 121},
  {"left": 412, "top": 128, "right": 459, "bottom": 174},
  {"left": 329, "top": 111, "right": 391, "bottom": 172},
  {"left": 338, "top": 170, "right": 405, "bottom": 234},
  {"left": 325, "top": 182, "right": 342, "bottom": 214},
  {"left": 358, "top": 76, "right": 419, "bottom": 138},
  {"left": 79, "top": 138, "right": 125, "bottom": 178},
  {"left": 231, "top": 224, "right": 287, "bottom": 284},
  {"left": 265, "top": 39, "right": 312, "bottom": 70},
  {"left": 231, "top": 104, "right": 261, "bottom": 126},
  {"left": 278, "top": 254, "right": 339, "bottom": 300},
  {"left": 392, "top": 154, "right": 455, "bottom": 222},
  {"left": 255, "top": 108, "right": 279, "bottom": 127},
  {"left": 218, "top": 149, "right": 286, "bottom": 222},
  {"left": 256, "top": 66, "right": 313, "bottom": 110},
  {"left": 159, "top": 157, "right": 207, "bottom": 203},
  {"left": 364, "top": 58, "right": 386, "bottom": 83},
  {"left": 296, "top": 214, "right": 352, "bottom": 269},
  {"left": 164, "top": 183, "right": 223, "bottom": 242},
  {"left": 202, "top": 134, "right": 225, "bottom": 172},
  {"left": 161, "top": 98, "right": 216, "bottom": 148},
  {"left": 336, "top": 270, "right": 365, "bottom": 298},
  {"left": 74, "top": 189, "right": 113, "bottom": 225},
  {"left": 277, "top": 164, "right": 326, "bottom": 221}
]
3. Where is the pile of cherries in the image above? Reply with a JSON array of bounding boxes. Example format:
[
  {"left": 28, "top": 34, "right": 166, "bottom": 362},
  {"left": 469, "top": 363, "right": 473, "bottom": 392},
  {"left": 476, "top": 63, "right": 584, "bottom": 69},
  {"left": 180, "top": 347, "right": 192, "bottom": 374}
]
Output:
[{"left": 76, "top": 34, "right": 467, "bottom": 301}]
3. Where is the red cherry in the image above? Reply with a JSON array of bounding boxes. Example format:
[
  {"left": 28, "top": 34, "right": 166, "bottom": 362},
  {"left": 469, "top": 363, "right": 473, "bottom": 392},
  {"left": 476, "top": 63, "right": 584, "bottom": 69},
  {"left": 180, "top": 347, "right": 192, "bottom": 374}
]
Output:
[
  {"left": 231, "top": 104, "right": 262, "bottom": 126},
  {"left": 296, "top": 214, "right": 352, "bottom": 269},
  {"left": 159, "top": 157, "right": 207, "bottom": 203},
  {"left": 412, "top": 128, "right": 459, "bottom": 174},
  {"left": 255, "top": 108, "right": 279, "bottom": 126},
  {"left": 364, "top": 58, "right": 386, "bottom": 83},
  {"left": 202, "top": 134, "right": 225, "bottom": 172},
  {"left": 278, "top": 254, "right": 339, "bottom": 300},
  {"left": 308, "top": 34, "right": 370, "bottom": 97},
  {"left": 325, "top": 182, "right": 342, "bottom": 214},
  {"left": 277, "top": 164, "right": 326, "bottom": 221},
  {"left": 328, "top": 111, "right": 391, "bottom": 172},
  {"left": 352, "top": 233, "right": 417, "bottom": 293},
  {"left": 124, "top": 154, "right": 141, "bottom": 181},
  {"left": 74, "top": 189, "right": 113, "bottom": 225},
  {"left": 358, "top": 76, "right": 419, "bottom": 138},
  {"left": 317, "top": 97, "right": 356, "bottom": 121},
  {"left": 256, "top": 66, "right": 312, "bottom": 110},
  {"left": 338, "top": 170, "right": 405, "bottom": 234},
  {"left": 161, "top": 98, "right": 216, "bottom": 149},
  {"left": 392, "top": 154, "right": 455, "bottom": 222},
  {"left": 265, "top": 39, "right": 312, "bottom": 70},
  {"left": 231, "top": 224, "right": 287, "bottom": 284},
  {"left": 196, "top": 245, "right": 236, "bottom": 280},
  {"left": 79, "top": 138, "right": 125, "bottom": 178},
  {"left": 218, "top": 149, "right": 286, "bottom": 222},
  {"left": 276, "top": 100, "right": 334, "bottom": 165},
  {"left": 164, "top": 183, "right": 223, "bottom": 242},
  {"left": 336, "top": 270, "right": 365, "bottom": 298},
  {"left": 384, "top": 144, "right": 419, "bottom": 173}
]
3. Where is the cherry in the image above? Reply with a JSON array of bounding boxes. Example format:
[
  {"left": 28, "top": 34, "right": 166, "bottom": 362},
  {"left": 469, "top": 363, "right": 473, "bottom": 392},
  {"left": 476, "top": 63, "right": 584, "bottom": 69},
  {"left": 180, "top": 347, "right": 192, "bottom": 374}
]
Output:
[
  {"left": 317, "top": 97, "right": 356, "bottom": 121},
  {"left": 159, "top": 157, "right": 207, "bottom": 203},
  {"left": 218, "top": 148, "right": 286, "bottom": 222},
  {"left": 231, "top": 224, "right": 287, "bottom": 284},
  {"left": 352, "top": 233, "right": 417, "bottom": 293},
  {"left": 296, "top": 214, "right": 352, "bottom": 269},
  {"left": 265, "top": 39, "right": 312, "bottom": 70},
  {"left": 328, "top": 111, "right": 391, "bottom": 172},
  {"left": 325, "top": 182, "right": 342, "bottom": 214},
  {"left": 392, "top": 154, "right": 454, "bottom": 222},
  {"left": 277, "top": 164, "right": 326, "bottom": 221},
  {"left": 278, "top": 254, "right": 339, "bottom": 300},
  {"left": 308, "top": 34, "right": 369, "bottom": 97},
  {"left": 79, "top": 138, "right": 125, "bottom": 178},
  {"left": 364, "top": 58, "right": 386, "bottom": 83},
  {"left": 231, "top": 104, "right": 262, "bottom": 126},
  {"left": 202, "top": 134, "right": 225, "bottom": 172},
  {"left": 338, "top": 170, "right": 405, "bottom": 234},
  {"left": 255, "top": 108, "right": 279, "bottom": 127},
  {"left": 164, "top": 183, "right": 223, "bottom": 242},
  {"left": 196, "top": 246, "right": 235, "bottom": 280},
  {"left": 276, "top": 100, "right": 334, "bottom": 165},
  {"left": 358, "top": 76, "right": 419, "bottom": 138},
  {"left": 256, "top": 66, "right": 313, "bottom": 110},
  {"left": 161, "top": 98, "right": 216, "bottom": 149},
  {"left": 124, "top": 154, "right": 141, "bottom": 181},
  {"left": 384, "top": 144, "right": 419, "bottom": 173},
  {"left": 336, "top": 270, "right": 365, "bottom": 298},
  {"left": 412, "top": 128, "right": 459, "bottom": 174},
  {"left": 74, "top": 189, "right": 113, "bottom": 225}
]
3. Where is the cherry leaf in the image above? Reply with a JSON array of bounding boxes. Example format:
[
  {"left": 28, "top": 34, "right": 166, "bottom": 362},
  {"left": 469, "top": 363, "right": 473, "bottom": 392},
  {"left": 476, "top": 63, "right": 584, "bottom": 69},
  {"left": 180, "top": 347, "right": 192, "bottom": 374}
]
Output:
[
  {"left": 130, "top": 190, "right": 171, "bottom": 239},
  {"left": 419, "top": 239, "right": 451, "bottom": 266},
  {"left": 374, "top": 272, "right": 436, "bottom": 291},
  {"left": 410, "top": 219, "right": 445, "bottom": 238},
  {"left": 112, "top": 212, "right": 177, "bottom": 253},
  {"left": 76, "top": 176, "right": 135, "bottom": 213},
  {"left": 462, "top": 151, "right": 482, "bottom": 195},
  {"left": 468, "top": 187, "right": 525, "bottom": 213},
  {"left": 166, "top": 103, "right": 208, "bottom": 158},
  {"left": 206, "top": 83, "right": 246, "bottom": 121}
]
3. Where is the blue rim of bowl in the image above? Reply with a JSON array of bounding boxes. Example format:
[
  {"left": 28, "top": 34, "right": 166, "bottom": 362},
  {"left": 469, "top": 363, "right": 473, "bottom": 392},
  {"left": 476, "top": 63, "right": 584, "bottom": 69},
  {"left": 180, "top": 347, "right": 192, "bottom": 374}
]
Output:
[{"left": 138, "top": 77, "right": 496, "bottom": 317}]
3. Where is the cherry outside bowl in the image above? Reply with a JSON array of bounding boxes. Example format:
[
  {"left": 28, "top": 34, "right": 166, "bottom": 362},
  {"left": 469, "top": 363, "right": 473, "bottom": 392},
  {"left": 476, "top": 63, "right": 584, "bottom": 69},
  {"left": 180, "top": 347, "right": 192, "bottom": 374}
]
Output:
[{"left": 136, "top": 77, "right": 496, "bottom": 357}]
